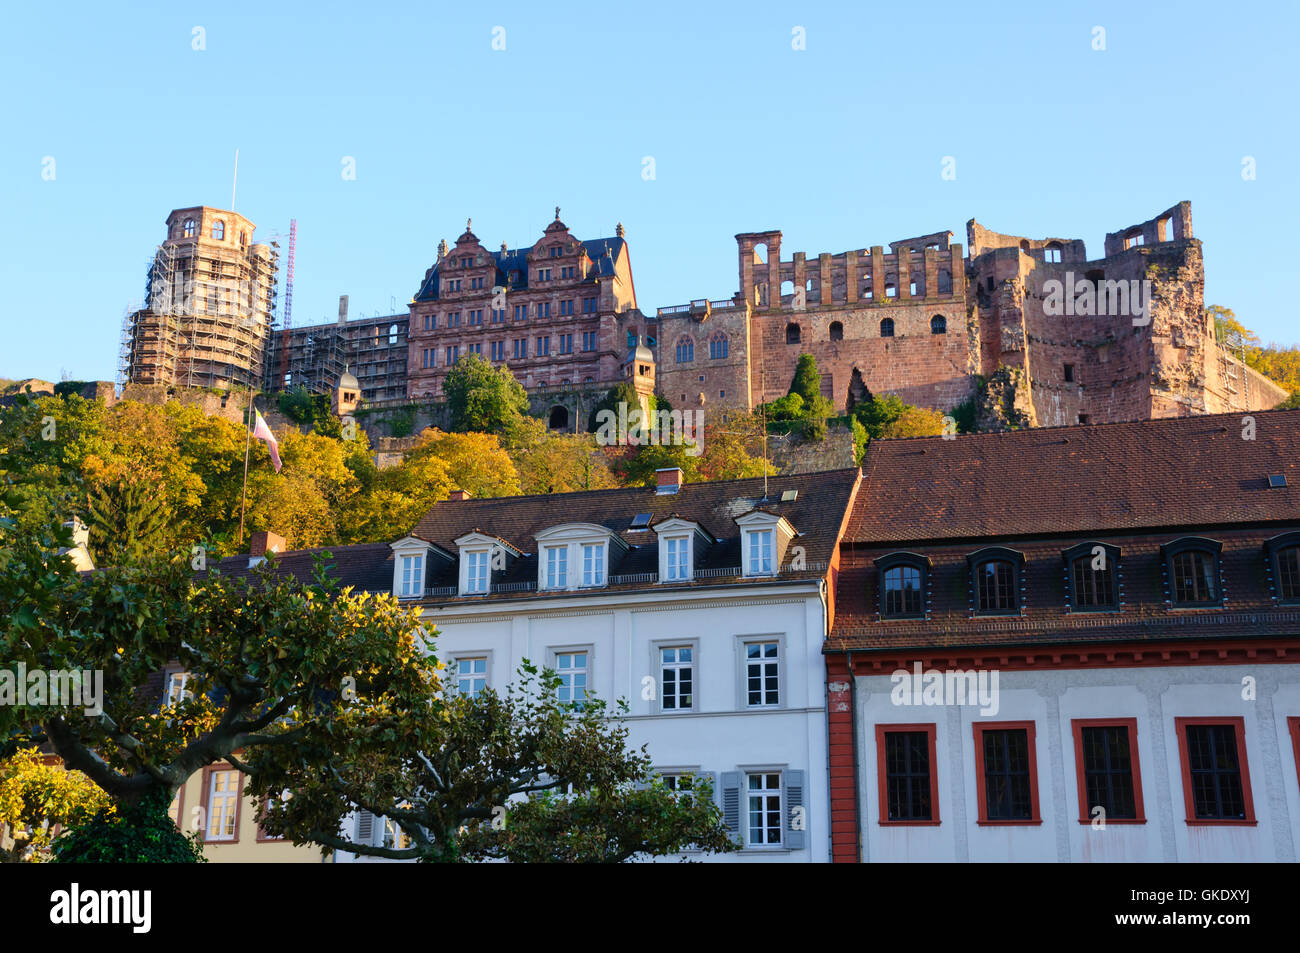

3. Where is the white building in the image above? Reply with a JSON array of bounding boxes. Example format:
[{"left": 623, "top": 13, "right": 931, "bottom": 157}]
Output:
[{"left": 343, "top": 465, "right": 861, "bottom": 861}]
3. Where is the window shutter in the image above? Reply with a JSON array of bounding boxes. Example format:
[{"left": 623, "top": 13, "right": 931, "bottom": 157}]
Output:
[
  {"left": 355, "top": 810, "right": 375, "bottom": 846},
  {"left": 720, "top": 771, "right": 742, "bottom": 844},
  {"left": 785, "top": 769, "right": 806, "bottom": 850}
]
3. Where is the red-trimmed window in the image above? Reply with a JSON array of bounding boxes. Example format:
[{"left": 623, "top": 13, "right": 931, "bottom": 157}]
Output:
[
  {"left": 1289, "top": 718, "right": 1300, "bottom": 792},
  {"left": 877, "top": 724, "right": 940, "bottom": 825},
  {"left": 974, "top": 721, "right": 1041, "bottom": 824},
  {"left": 1174, "top": 717, "right": 1256, "bottom": 825},
  {"left": 1071, "top": 718, "right": 1145, "bottom": 824}
]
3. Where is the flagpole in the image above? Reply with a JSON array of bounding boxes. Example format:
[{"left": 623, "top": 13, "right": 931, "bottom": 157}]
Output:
[{"left": 238, "top": 387, "right": 254, "bottom": 545}]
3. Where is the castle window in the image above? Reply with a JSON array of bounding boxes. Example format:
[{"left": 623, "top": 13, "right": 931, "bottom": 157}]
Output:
[
  {"left": 880, "top": 318, "right": 894, "bottom": 338},
  {"left": 212, "top": 221, "right": 225, "bottom": 240},
  {"left": 183, "top": 218, "right": 196, "bottom": 238},
  {"left": 909, "top": 278, "right": 918, "bottom": 296},
  {"left": 937, "top": 270, "right": 952, "bottom": 295},
  {"left": 1064, "top": 363, "right": 1074, "bottom": 382},
  {"left": 1019, "top": 240, "right": 1030, "bottom": 255},
  {"left": 1123, "top": 232, "right": 1144, "bottom": 250},
  {"left": 876, "top": 553, "right": 929, "bottom": 619},
  {"left": 885, "top": 277, "right": 897, "bottom": 298},
  {"left": 862, "top": 276, "right": 873, "bottom": 300},
  {"left": 709, "top": 333, "right": 729, "bottom": 360},
  {"left": 1045, "top": 242, "right": 1063, "bottom": 263},
  {"left": 930, "top": 315, "right": 946, "bottom": 335},
  {"left": 1162, "top": 538, "right": 1222, "bottom": 607},
  {"left": 239, "top": 231, "right": 247, "bottom": 247},
  {"left": 829, "top": 321, "right": 843, "bottom": 341},
  {"left": 785, "top": 323, "right": 801, "bottom": 345},
  {"left": 969, "top": 547, "right": 1025, "bottom": 615},
  {"left": 388, "top": 324, "right": 398, "bottom": 345},
  {"left": 675, "top": 336, "right": 694, "bottom": 363}
]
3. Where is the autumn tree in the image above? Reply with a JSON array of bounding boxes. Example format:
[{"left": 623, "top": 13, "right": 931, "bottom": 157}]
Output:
[
  {"left": 853, "top": 394, "right": 946, "bottom": 440},
  {"left": 0, "top": 747, "right": 112, "bottom": 862},
  {"left": 443, "top": 354, "right": 531, "bottom": 434}
]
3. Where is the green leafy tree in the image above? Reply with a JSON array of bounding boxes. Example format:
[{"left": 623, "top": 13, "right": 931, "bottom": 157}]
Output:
[
  {"left": 0, "top": 746, "right": 113, "bottom": 862},
  {"left": 853, "top": 394, "right": 945, "bottom": 440},
  {"left": 443, "top": 353, "right": 530, "bottom": 434},
  {"left": 85, "top": 479, "right": 172, "bottom": 566},
  {"left": 52, "top": 790, "right": 206, "bottom": 863},
  {"left": 251, "top": 664, "right": 736, "bottom": 863}
]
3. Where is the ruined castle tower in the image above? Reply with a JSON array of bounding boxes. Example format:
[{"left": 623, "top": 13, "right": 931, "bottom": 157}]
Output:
[{"left": 121, "top": 207, "right": 278, "bottom": 391}]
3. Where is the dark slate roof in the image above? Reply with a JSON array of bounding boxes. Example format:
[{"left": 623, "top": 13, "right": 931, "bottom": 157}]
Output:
[
  {"left": 413, "top": 237, "right": 626, "bottom": 302},
  {"left": 851, "top": 409, "right": 1300, "bottom": 544},
  {"left": 405, "top": 468, "right": 860, "bottom": 598},
  {"left": 203, "top": 542, "right": 395, "bottom": 593}
]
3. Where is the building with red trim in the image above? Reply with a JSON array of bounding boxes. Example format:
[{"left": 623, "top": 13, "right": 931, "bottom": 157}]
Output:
[{"left": 827, "top": 409, "right": 1300, "bottom": 862}]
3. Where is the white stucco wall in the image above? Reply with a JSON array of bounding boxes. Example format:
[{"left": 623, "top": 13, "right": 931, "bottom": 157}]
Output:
[{"left": 856, "top": 663, "right": 1300, "bottom": 862}]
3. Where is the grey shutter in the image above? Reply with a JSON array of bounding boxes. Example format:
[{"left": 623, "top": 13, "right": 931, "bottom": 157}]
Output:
[
  {"left": 355, "top": 810, "right": 375, "bottom": 846},
  {"left": 720, "top": 771, "right": 743, "bottom": 844},
  {"left": 785, "top": 769, "right": 806, "bottom": 850}
]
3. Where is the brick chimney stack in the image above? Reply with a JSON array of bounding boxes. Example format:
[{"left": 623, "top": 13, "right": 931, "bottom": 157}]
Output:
[
  {"left": 655, "top": 468, "right": 683, "bottom": 495},
  {"left": 448, "top": 489, "right": 471, "bottom": 501},
  {"left": 250, "top": 531, "right": 286, "bottom": 558}
]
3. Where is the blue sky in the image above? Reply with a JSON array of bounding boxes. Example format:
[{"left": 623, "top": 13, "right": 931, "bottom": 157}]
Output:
[{"left": 2, "top": 0, "right": 1296, "bottom": 382}]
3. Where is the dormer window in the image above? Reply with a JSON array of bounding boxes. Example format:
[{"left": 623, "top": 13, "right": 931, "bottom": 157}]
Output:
[
  {"left": 545, "top": 545, "right": 569, "bottom": 588},
  {"left": 665, "top": 537, "right": 689, "bottom": 581},
  {"left": 1161, "top": 537, "right": 1223, "bottom": 607},
  {"left": 735, "top": 510, "right": 796, "bottom": 578},
  {"left": 749, "top": 530, "right": 773, "bottom": 575},
  {"left": 390, "top": 535, "right": 454, "bottom": 600},
  {"left": 582, "top": 543, "right": 606, "bottom": 587},
  {"left": 1064, "top": 542, "right": 1121, "bottom": 611},
  {"left": 875, "top": 553, "right": 930, "bottom": 619},
  {"left": 465, "top": 550, "right": 490, "bottom": 594},
  {"left": 399, "top": 553, "right": 424, "bottom": 598},
  {"left": 1265, "top": 533, "right": 1300, "bottom": 603},
  {"left": 968, "top": 547, "right": 1025, "bottom": 616}
]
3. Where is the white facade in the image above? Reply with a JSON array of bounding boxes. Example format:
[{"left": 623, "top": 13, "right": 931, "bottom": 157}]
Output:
[
  {"left": 854, "top": 662, "right": 1300, "bottom": 862},
  {"left": 414, "top": 579, "right": 833, "bottom": 862}
]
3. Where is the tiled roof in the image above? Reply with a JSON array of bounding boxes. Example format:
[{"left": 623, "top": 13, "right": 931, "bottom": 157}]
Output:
[
  {"left": 203, "top": 542, "right": 394, "bottom": 593},
  {"left": 406, "top": 468, "right": 860, "bottom": 595},
  {"left": 850, "top": 409, "right": 1300, "bottom": 543}
]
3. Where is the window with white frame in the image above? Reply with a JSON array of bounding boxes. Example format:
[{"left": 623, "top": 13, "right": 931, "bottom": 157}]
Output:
[
  {"left": 661, "top": 773, "right": 695, "bottom": 794},
  {"left": 746, "top": 772, "right": 783, "bottom": 846},
  {"left": 465, "top": 550, "right": 489, "bottom": 594},
  {"left": 745, "top": 641, "right": 780, "bottom": 706},
  {"left": 206, "top": 769, "right": 240, "bottom": 841},
  {"left": 660, "top": 646, "right": 694, "bottom": 711},
  {"left": 665, "top": 537, "right": 689, "bottom": 581},
  {"left": 456, "top": 657, "right": 487, "bottom": 698},
  {"left": 555, "top": 651, "right": 588, "bottom": 708},
  {"left": 399, "top": 553, "right": 424, "bottom": 598},
  {"left": 164, "top": 671, "right": 191, "bottom": 706},
  {"left": 748, "top": 529, "right": 774, "bottom": 575},
  {"left": 382, "top": 815, "right": 412, "bottom": 850},
  {"left": 582, "top": 543, "right": 605, "bottom": 586},
  {"left": 545, "top": 545, "right": 568, "bottom": 589}
]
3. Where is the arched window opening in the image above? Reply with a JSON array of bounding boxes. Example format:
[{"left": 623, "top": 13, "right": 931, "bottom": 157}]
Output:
[
  {"left": 829, "top": 321, "right": 844, "bottom": 341},
  {"left": 880, "top": 318, "right": 894, "bottom": 338}
]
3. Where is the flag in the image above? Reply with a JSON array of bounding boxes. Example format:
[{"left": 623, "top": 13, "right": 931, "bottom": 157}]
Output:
[{"left": 252, "top": 409, "right": 282, "bottom": 473}]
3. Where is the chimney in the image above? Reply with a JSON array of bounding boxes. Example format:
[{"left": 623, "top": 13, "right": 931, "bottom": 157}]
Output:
[
  {"left": 655, "top": 467, "right": 683, "bottom": 495},
  {"left": 337, "top": 294, "right": 349, "bottom": 325},
  {"left": 448, "top": 489, "right": 472, "bottom": 501},
  {"left": 250, "top": 531, "right": 286, "bottom": 558}
]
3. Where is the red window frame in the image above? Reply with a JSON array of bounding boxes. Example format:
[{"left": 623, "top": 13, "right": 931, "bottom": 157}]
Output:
[
  {"left": 875, "top": 723, "right": 941, "bottom": 826},
  {"left": 973, "top": 721, "right": 1042, "bottom": 825},
  {"left": 1173, "top": 716, "right": 1256, "bottom": 826},
  {"left": 1070, "top": 717, "right": 1146, "bottom": 825},
  {"left": 1290, "top": 717, "right": 1300, "bottom": 793}
]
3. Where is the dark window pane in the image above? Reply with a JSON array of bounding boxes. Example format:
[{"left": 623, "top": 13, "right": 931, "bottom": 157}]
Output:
[
  {"left": 1278, "top": 547, "right": 1300, "bottom": 601},
  {"left": 1072, "top": 555, "right": 1116, "bottom": 608},
  {"left": 977, "top": 560, "right": 1016, "bottom": 612},
  {"left": 1080, "top": 725, "right": 1137, "bottom": 819},
  {"left": 1185, "top": 724, "right": 1246, "bottom": 819},
  {"left": 982, "top": 729, "right": 1033, "bottom": 820},
  {"left": 883, "top": 565, "right": 923, "bottom": 617},
  {"left": 884, "top": 731, "right": 932, "bottom": 821}
]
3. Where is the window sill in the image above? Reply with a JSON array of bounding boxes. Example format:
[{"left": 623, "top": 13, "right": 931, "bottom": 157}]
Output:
[
  {"left": 879, "top": 819, "right": 942, "bottom": 827},
  {"left": 1184, "top": 819, "right": 1257, "bottom": 827},
  {"left": 1077, "top": 818, "right": 1146, "bottom": 825},
  {"left": 976, "top": 819, "right": 1042, "bottom": 826}
]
